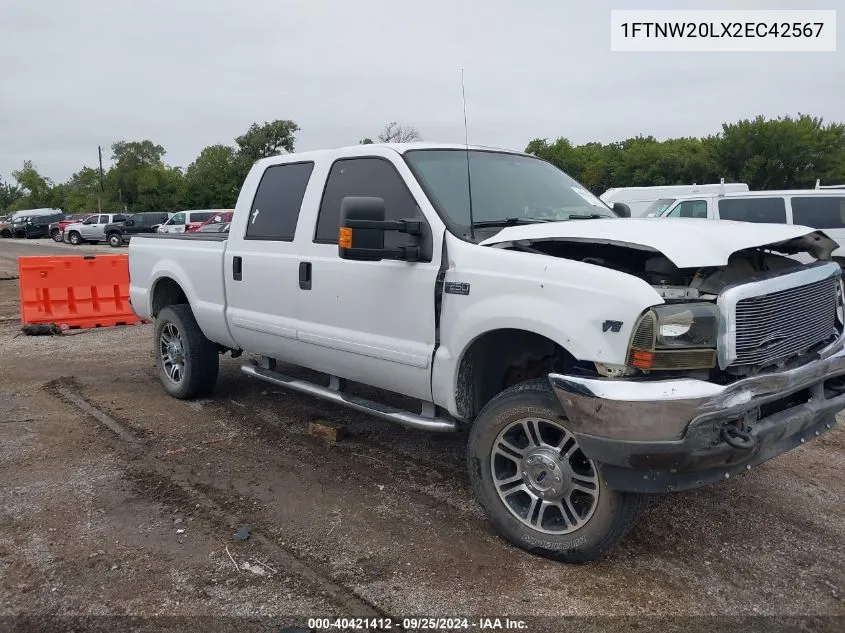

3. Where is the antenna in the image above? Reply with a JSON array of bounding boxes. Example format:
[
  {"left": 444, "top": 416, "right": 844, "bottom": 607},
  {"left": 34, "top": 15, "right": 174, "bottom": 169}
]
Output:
[{"left": 461, "top": 68, "right": 475, "bottom": 240}]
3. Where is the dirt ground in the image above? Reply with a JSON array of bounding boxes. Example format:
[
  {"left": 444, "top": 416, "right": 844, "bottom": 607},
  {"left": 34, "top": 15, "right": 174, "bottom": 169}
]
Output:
[{"left": 0, "top": 239, "right": 843, "bottom": 632}]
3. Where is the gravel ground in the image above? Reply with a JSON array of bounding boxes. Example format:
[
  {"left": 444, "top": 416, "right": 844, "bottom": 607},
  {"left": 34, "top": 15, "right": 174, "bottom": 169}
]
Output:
[{"left": 0, "top": 239, "right": 843, "bottom": 632}]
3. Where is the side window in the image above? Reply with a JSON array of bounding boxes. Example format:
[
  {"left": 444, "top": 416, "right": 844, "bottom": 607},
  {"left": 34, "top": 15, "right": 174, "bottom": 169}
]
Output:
[
  {"left": 315, "top": 157, "right": 419, "bottom": 246},
  {"left": 170, "top": 212, "right": 186, "bottom": 225},
  {"left": 667, "top": 200, "right": 708, "bottom": 218},
  {"left": 718, "top": 197, "right": 786, "bottom": 223},
  {"left": 246, "top": 162, "right": 314, "bottom": 241},
  {"left": 791, "top": 197, "right": 845, "bottom": 229},
  {"left": 98, "top": 215, "right": 109, "bottom": 223},
  {"left": 114, "top": 214, "right": 126, "bottom": 223}
]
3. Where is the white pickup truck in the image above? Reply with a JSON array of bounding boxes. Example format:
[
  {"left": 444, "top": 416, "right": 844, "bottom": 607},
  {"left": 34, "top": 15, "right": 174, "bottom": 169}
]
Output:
[{"left": 129, "top": 143, "right": 845, "bottom": 562}]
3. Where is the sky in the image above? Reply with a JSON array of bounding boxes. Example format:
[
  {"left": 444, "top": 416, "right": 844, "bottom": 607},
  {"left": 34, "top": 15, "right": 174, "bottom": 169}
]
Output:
[{"left": 0, "top": 0, "right": 842, "bottom": 182}]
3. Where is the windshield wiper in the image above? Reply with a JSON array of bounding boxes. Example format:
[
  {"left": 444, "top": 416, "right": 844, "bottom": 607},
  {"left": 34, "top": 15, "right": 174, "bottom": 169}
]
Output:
[
  {"left": 567, "top": 213, "right": 611, "bottom": 220},
  {"left": 471, "top": 217, "right": 553, "bottom": 228}
]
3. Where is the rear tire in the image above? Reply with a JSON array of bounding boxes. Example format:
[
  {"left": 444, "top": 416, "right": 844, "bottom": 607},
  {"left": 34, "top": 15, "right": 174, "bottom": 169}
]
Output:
[
  {"left": 154, "top": 305, "right": 219, "bottom": 399},
  {"left": 68, "top": 231, "right": 83, "bottom": 245},
  {"left": 108, "top": 233, "right": 122, "bottom": 248},
  {"left": 467, "top": 378, "right": 644, "bottom": 563}
]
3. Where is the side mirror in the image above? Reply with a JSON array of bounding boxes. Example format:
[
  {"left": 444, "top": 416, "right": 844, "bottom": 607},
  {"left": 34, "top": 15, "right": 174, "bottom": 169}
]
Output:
[
  {"left": 124, "top": 220, "right": 134, "bottom": 226},
  {"left": 151, "top": 224, "right": 160, "bottom": 231},
  {"left": 613, "top": 202, "right": 631, "bottom": 218},
  {"left": 338, "top": 196, "right": 431, "bottom": 263}
]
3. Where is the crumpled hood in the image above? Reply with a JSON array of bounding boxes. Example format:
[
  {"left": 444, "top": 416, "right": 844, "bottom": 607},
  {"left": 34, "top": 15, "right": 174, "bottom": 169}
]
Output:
[{"left": 479, "top": 217, "right": 837, "bottom": 268}]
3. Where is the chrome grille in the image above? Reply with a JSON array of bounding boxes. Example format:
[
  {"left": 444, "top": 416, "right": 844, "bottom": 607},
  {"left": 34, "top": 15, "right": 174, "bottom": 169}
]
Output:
[{"left": 731, "top": 276, "right": 839, "bottom": 367}]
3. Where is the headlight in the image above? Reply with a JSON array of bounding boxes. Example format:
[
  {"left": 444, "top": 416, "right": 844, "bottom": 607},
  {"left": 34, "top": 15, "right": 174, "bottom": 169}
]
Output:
[
  {"left": 627, "top": 302, "right": 719, "bottom": 371},
  {"left": 653, "top": 303, "right": 719, "bottom": 348}
]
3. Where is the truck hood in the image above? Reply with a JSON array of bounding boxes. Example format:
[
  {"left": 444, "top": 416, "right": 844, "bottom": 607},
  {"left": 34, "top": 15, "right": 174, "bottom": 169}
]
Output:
[{"left": 478, "top": 218, "right": 837, "bottom": 268}]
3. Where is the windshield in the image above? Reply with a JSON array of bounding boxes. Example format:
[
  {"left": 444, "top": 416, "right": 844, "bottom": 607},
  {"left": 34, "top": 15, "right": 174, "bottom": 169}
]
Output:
[
  {"left": 643, "top": 198, "right": 676, "bottom": 217},
  {"left": 404, "top": 150, "right": 615, "bottom": 236}
]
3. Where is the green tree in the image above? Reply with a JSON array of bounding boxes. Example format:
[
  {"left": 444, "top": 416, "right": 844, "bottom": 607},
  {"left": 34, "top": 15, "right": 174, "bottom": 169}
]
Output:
[
  {"left": 714, "top": 114, "right": 845, "bottom": 189},
  {"left": 6, "top": 161, "right": 55, "bottom": 211},
  {"left": 0, "top": 176, "right": 22, "bottom": 212},
  {"left": 107, "top": 140, "right": 178, "bottom": 211},
  {"left": 359, "top": 137, "right": 374, "bottom": 145},
  {"left": 184, "top": 144, "right": 241, "bottom": 208},
  {"left": 60, "top": 167, "right": 108, "bottom": 214},
  {"left": 235, "top": 120, "right": 300, "bottom": 161}
]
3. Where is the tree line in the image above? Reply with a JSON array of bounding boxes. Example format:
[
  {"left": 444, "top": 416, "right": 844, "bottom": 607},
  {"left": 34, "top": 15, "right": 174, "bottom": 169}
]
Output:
[{"left": 1, "top": 114, "right": 843, "bottom": 216}]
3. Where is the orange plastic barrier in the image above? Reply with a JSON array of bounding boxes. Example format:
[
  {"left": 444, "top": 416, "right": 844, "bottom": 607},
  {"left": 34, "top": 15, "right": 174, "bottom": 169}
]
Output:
[{"left": 18, "top": 254, "right": 143, "bottom": 329}]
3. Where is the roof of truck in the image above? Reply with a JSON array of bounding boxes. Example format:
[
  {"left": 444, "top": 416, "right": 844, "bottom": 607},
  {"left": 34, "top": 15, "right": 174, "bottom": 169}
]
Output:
[{"left": 255, "top": 142, "right": 529, "bottom": 166}]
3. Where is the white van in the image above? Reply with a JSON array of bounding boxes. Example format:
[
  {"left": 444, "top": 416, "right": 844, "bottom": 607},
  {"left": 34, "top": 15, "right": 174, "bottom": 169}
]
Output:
[
  {"left": 157, "top": 210, "right": 221, "bottom": 234},
  {"left": 9, "top": 208, "right": 64, "bottom": 222},
  {"left": 656, "top": 189, "right": 845, "bottom": 260},
  {"left": 601, "top": 183, "right": 749, "bottom": 217}
]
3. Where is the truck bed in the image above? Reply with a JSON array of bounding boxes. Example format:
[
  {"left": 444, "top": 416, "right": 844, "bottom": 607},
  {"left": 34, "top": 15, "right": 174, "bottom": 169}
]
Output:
[{"left": 128, "top": 232, "right": 236, "bottom": 348}]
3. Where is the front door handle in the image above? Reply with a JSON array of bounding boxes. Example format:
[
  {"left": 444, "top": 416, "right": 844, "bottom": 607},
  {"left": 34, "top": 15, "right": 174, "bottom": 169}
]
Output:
[
  {"left": 299, "top": 261, "right": 312, "bottom": 290},
  {"left": 233, "top": 256, "right": 242, "bottom": 281}
]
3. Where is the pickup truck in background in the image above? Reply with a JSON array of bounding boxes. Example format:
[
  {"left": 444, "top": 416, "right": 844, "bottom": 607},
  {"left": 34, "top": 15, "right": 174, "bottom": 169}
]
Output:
[
  {"left": 128, "top": 143, "right": 845, "bottom": 562},
  {"left": 104, "top": 211, "right": 172, "bottom": 247}
]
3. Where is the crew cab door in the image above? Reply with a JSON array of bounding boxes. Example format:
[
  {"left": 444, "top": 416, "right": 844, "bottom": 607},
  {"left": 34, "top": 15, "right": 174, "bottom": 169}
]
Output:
[
  {"left": 224, "top": 161, "right": 316, "bottom": 359},
  {"left": 81, "top": 214, "right": 110, "bottom": 239},
  {"left": 295, "top": 154, "right": 444, "bottom": 401}
]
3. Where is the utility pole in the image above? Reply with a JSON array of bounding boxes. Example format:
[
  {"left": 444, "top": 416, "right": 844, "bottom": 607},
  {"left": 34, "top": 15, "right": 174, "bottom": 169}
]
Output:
[{"left": 97, "top": 146, "right": 105, "bottom": 213}]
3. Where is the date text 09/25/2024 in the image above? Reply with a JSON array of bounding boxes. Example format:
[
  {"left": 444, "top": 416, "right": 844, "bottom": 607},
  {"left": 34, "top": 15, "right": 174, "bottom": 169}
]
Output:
[{"left": 307, "top": 617, "right": 529, "bottom": 630}]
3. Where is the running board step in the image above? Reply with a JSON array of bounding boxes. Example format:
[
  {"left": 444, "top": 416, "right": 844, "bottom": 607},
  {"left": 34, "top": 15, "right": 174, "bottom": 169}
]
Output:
[{"left": 241, "top": 363, "right": 457, "bottom": 433}]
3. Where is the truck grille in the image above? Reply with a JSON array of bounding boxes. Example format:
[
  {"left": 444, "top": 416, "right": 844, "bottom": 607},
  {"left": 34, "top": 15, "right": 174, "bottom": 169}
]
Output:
[{"left": 731, "top": 276, "right": 839, "bottom": 368}]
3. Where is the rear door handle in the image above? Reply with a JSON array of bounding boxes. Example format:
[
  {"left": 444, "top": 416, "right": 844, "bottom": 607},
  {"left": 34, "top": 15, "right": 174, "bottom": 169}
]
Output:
[
  {"left": 233, "top": 256, "right": 242, "bottom": 281},
  {"left": 299, "top": 262, "right": 312, "bottom": 290}
]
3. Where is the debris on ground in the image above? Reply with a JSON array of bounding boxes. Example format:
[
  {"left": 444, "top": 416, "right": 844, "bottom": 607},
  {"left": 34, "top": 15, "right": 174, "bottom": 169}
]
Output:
[
  {"left": 20, "top": 324, "right": 62, "bottom": 336},
  {"left": 309, "top": 419, "right": 347, "bottom": 442},
  {"left": 239, "top": 562, "right": 266, "bottom": 576},
  {"left": 233, "top": 525, "right": 252, "bottom": 541}
]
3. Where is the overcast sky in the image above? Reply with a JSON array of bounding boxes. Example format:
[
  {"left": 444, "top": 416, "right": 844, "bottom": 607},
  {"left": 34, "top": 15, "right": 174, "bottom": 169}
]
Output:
[{"left": 0, "top": 0, "right": 842, "bottom": 182}]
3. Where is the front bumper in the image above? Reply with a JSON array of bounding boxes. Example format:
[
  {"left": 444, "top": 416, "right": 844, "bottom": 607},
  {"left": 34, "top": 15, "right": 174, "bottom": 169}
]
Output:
[{"left": 549, "top": 342, "right": 845, "bottom": 493}]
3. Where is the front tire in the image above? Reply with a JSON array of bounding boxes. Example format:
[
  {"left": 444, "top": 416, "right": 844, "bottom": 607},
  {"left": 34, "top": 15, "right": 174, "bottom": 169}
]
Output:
[
  {"left": 108, "top": 233, "right": 122, "bottom": 248},
  {"left": 51, "top": 229, "right": 63, "bottom": 242},
  {"left": 467, "top": 378, "right": 644, "bottom": 563},
  {"left": 68, "top": 231, "right": 83, "bottom": 245},
  {"left": 154, "top": 305, "right": 219, "bottom": 399}
]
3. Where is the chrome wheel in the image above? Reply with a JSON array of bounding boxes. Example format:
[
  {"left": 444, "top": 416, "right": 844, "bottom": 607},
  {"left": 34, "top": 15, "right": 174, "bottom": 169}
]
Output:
[
  {"left": 491, "top": 417, "right": 599, "bottom": 534},
  {"left": 159, "top": 323, "right": 186, "bottom": 384}
]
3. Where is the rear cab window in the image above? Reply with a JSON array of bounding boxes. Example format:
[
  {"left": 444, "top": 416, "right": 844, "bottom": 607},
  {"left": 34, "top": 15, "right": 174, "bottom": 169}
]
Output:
[
  {"left": 717, "top": 197, "right": 787, "bottom": 223},
  {"left": 790, "top": 196, "right": 845, "bottom": 229},
  {"left": 245, "top": 162, "right": 314, "bottom": 241}
]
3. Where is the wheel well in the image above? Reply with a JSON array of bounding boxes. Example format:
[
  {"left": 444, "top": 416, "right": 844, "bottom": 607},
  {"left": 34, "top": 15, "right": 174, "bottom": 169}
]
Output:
[
  {"left": 454, "top": 329, "right": 576, "bottom": 420},
  {"left": 151, "top": 277, "right": 188, "bottom": 317}
]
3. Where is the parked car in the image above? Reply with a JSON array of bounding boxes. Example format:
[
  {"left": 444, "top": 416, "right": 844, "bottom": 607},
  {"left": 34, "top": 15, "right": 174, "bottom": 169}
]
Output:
[
  {"left": 602, "top": 183, "right": 749, "bottom": 217},
  {"left": 128, "top": 143, "right": 844, "bottom": 563},
  {"left": 16, "top": 211, "right": 66, "bottom": 239},
  {"left": 2, "top": 208, "right": 65, "bottom": 237},
  {"left": 105, "top": 212, "right": 172, "bottom": 247},
  {"left": 0, "top": 217, "right": 16, "bottom": 238},
  {"left": 49, "top": 214, "right": 91, "bottom": 242},
  {"left": 63, "top": 213, "right": 127, "bottom": 245},
  {"left": 654, "top": 189, "right": 845, "bottom": 262},
  {"left": 188, "top": 210, "right": 234, "bottom": 233},
  {"left": 194, "top": 221, "right": 230, "bottom": 234},
  {"left": 157, "top": 210, "right": 220, "bottom": 234}
]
